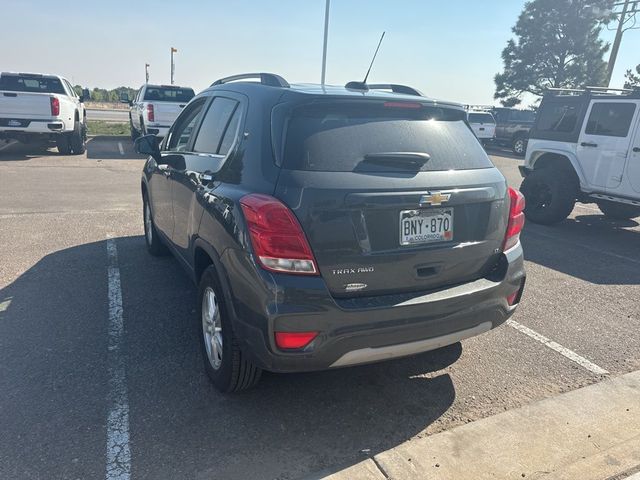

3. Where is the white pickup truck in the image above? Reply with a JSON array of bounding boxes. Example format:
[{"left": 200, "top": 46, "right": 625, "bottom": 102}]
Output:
[
  {"left": 122, "top": 84, "right": 195, "bottom": 139},
  {"left": 0, "top": 72, "right": 87, "bottom": 154}
]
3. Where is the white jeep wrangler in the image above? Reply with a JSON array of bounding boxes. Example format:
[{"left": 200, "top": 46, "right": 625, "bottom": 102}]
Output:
[{"left": 520, "top": 87, "right": 640, "bottom": 224}]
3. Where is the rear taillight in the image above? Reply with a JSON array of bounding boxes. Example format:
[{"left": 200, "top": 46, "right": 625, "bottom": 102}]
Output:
[
  {"left": 50, "top": 97, "right": 60, "bottom": 116},
  {"left": 275, "top": 332, "right": 318, "bottom": 350},
  {"left": 503, "top": 187, "right": 525, "bottom": 251},
  {"left": 147, "top": 104, "right": 155, "bottom": 122},
  {"left": 240, "top": 193, "right": 318, "bottom": 275}
]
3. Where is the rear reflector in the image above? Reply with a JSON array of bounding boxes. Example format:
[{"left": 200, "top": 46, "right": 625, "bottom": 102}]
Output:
[
  {"left": 503, "top": 187, "right": 525, "bottom": 251},
  {"left": 275, "top": 332, "right": 318, "bottom": 349},
  {"left": 384, "top": 101, "right": 422, "bottom": 109},
  {"left": 240, "top": 194, "right": 318, "bottom": 275},
  {"left": 147, "top": 104, "right": 155, "bottom": 122},
  {"left": 50, "top": 96, "right": 60, "bottom": 116}
]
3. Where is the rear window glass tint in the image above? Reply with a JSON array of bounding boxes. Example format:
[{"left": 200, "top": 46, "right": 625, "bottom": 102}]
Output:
[
  {"left": 281, "top": 102, "right": 493, "bottom": 172},
  {"left": 143, "top": 87, "right": 195, "bottom": 102},
  {"left": 0, "top": 75, "right": 65, "bottom": 94},
  {"left": 536, "top": 103, "right": 580, "bottom": 133},
  {"left": 468, "top": 113, "right": 495, "bottom": 124},
  {"left": 585, "top": 102, "right": 636, "bottom": 137}
]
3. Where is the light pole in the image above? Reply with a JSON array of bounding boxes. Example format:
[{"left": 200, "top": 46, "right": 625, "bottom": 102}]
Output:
[
  {"left": 605, "top": 0, "right": 640, "bottom": 86},
  {"left": 170, "top": 47, "right": 177, "bottom": 85},
  {"left": 321, "top": 0, "right": 330, "bottom": 85},
  {"left": 145, "top": 63, "right": 150, "bottom": 84}
]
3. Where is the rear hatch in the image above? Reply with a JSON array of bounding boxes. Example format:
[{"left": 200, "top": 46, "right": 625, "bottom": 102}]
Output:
[
  {"left": 0, "top": 74, "right": 62, "bottom": 120},
  {"left": 468, "top": 112, "right": 496, "bottom": 139},
  {"left": 273, "top": 99, "right": 509, "bottom": 298},
  {"left": 143, "top": 86, "right": 194, "bottom": 125}
]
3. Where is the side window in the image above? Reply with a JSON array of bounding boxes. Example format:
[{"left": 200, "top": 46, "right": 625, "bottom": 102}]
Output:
[
  {"left": 166, "top": 99, "right": 206, "bottom": 152},
  {"left": 585, "top": 102, "right": 636, "bottom": 137},
  {"left": 192, "top": 97, "right": 239, "bottom": 154},
  {"left": 218, "top": 108, "right": 242, "bottom": 156},
  {"left": 537, "top": 103, "right": 579, "bottom": 133}
]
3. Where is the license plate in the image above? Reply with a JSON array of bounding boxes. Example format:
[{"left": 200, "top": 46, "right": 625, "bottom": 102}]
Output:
[{"left": 400, "top": 208, "right": 453, "bottom": 245}]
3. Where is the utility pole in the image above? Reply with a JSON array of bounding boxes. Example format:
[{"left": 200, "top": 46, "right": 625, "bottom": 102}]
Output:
[
  {"left": 145, "top": 63, "right": 150, "bottom": 84},
  {"left": 321, "top": 0, "right": 330, "bottom": 85},
  {"left": 170, "top": 47, "right": 177, "bottom": 85},
  {"left": 606, "top": 0, "right": 640, "bottom": 86}
]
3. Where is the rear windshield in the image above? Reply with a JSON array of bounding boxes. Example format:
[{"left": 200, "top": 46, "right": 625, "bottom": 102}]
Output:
[
  {"left": 0, "top": 75, "right": 65, "bottom": 94},
  {"left": 280, "top": 102, "right": 493, "bottom": 172},
  {"left": 143, "top": 87, "right": 195, "bottom": 102},
  {"left": 468, "top": 113, "right": 495, "bottom": 124}
]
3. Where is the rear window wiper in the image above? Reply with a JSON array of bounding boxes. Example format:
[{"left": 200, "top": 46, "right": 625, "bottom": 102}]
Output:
[{"left": 362, "top": 152, "right": 431, "bottom": 169}]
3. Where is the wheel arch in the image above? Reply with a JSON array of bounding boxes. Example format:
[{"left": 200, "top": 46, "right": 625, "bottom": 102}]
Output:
[{"left": 529, "top": 150, "right": 584, "bottom": 187}]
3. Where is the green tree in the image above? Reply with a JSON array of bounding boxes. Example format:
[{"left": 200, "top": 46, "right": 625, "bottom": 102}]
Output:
[
  {"left": 495, "top": 0, "right": 614, "bottom": 106},
  {"left": 625, "top": 64, "right": 640, "bottom": 88}
]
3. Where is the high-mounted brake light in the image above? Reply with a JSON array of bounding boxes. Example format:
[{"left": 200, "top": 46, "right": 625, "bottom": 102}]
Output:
[
  {"left": 383, "top": 101, "right": 422, "bottom": 109},
  {"left": 147, "top": 104, "right": 155, "bottom": 122},
  {"left": 503, "top": 187, "right": 525, "bottom": 251},
  {"left": 275, "top": 332, "right": 319, "bottom": 350},
  {"left": 50, "top": 96, "right": 60, "bottom": 116},
  {"left": 240, "top": 194, "right": 318, "bottom": 275}
]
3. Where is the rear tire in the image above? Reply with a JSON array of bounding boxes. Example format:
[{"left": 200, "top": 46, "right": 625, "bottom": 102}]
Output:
[
  {"left": 520, "top": 167, "right": 577, "bottom": 225},
  {"left": 512, "top": 136, "right": 527, "bottom": 156},
  {"left": 69, "top": 120, "right": 86, "bottom": 155},
  {"left": 597, "top": 201, "right": 640, "bottom": 220},
  {"left": 143, "top": 194, "right": 168, "bottom": 256},
  {"left": 130, "top": 116, "right": 140, "bottom": 141},
  {"left": 198, "top": 266, "right": 262, "bottom": 393}
]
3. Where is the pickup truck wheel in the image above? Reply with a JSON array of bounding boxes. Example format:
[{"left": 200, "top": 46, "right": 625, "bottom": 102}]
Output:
[
  {"left": 512, "top": 137, "right": 527, "bottom": 156},
  {"left": 130, "top": 117, "right": 140, "bottom": 140},
  {"left": 199, "top": 266, "right": 262, "bottom": 393},
  {"left": 143, "top": 195, "right": 168, "bottom": 256},
  {"left": 56, "top": 135, "right": 72, "bottom": 155},
  {"left": 69, "top": 121, "right": 86, "bottom": 155},
  {"left": 597, "top": 201, "right": 640, "bottom": 220},
  {"left": 520, "top": 168, "right": 577, "bottom": 225}
]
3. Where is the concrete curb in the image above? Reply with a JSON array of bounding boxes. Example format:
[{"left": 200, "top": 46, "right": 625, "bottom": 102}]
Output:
[{"left": 313, "top": 370, "right": 640, "bottom": 480}]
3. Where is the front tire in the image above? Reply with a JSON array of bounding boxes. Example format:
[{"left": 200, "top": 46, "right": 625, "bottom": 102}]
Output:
[
  {"left": 597, "top": 201, "right": 640, "bottom": 220},
  {"left": 199, "top": 266, "right": 262, "bottom": 393},
  {"left": 143, "top": 194, "right": 168, "bottom": 256},
  {"left": 520, "top": 167, "right": 577, "bottom": 225}
]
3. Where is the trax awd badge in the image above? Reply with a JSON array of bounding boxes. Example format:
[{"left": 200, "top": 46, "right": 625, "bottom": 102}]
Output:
[
  {"left": 420, "top": 191, "right": 451, "bottom": 206},
  {"left": 332, "top": 267, "right": 374, "bottom": 292}
]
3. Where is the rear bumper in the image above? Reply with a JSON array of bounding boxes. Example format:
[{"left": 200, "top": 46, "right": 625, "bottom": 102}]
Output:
[
  {"left": 222, "top": 243, "right": 526, "bottom": 373},
  {"left": 0, "top": 118, "right": 69, "bottom": 135},
  {"left": 145, "top": 124, "right": 171, "bottom": 137}
]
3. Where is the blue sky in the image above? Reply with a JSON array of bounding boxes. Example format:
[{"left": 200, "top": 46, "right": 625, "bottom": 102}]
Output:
[{"left": 2, "top": 0, "right": 638, "bottom": 105}]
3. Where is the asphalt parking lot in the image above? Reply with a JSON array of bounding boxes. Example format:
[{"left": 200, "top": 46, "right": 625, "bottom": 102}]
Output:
[{"left": 1, "top": 138, "right": 639, "bottom": 480}]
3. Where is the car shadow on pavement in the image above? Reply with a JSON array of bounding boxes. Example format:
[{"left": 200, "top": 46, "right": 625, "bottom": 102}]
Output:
[
  {"left": 0, "top": 141, "right": 57, "bottom": 160},
  {"left": 0, "top": 236, "right": 460, "bottom": 480},
  {"left": 522, "top": 216, "right": 640, "bottom": 285},
  {"left": 86, "top": 136, "right": 145, "bottom": 161}
]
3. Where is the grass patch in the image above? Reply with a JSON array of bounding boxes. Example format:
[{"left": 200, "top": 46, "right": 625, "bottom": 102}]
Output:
[{"left": 87, "top": 120, "right": 129, "bottom": 136}]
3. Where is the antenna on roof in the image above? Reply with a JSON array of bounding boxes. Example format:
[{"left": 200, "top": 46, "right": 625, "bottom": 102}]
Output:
[{"left": 362, "top": 31, "right": 385, "bottom": 85}]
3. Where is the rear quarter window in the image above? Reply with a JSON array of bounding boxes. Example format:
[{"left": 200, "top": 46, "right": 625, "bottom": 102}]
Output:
[{"left": 279, "top": 101, "right": 492, "bottom": 172}]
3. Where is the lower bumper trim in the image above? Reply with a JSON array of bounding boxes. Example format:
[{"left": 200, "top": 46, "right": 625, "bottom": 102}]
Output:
[{"left": 329, "top": 321, "right": 492, "bottom": 367}]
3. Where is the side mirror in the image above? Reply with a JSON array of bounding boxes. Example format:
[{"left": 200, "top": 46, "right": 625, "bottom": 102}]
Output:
[
  {"left": 80, "top": 88, "right": 90, "bottom": 103},
  {"left": 134, "top": 135, "right": 160, "bottom": 160},
  {"left": 119, "top": 92, "right": 130, "bottom": 104}
]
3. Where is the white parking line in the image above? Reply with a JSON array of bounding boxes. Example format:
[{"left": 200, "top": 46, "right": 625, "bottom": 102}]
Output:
[
  {"left": 105, "top": 238, "right": 131, "bottom": 480},
  {"left": 526, "top": 228, "right": 640, "bottom": 265},
  {"left": 117, "top": 142, "right": 125, "bottom": 156},
  {"left": 506, "top": 319, "right": 609, "bottom": 375}
]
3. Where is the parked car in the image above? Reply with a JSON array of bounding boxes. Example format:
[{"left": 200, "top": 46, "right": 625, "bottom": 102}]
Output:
[
  {"left": 520, "top": 86, "right": 640, "bottom": 224},
  {"left": 0, "top": 72, "right": 88, "bottom": 154},
  {"left": 135, "top": 73, "right": 526, "bottom": 392},
  {"left": 491, "top": 107, "right": 536, "bottom": 155},
  {"left": 121, "top": 84, "right": 195, "bottom": 139},
  {"left": 467, "top": 110, "right": 496, "bottom": 145}
]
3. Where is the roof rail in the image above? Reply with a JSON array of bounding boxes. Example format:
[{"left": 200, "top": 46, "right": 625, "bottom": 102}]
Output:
[
  {"left": 545, "top": 86, "right": 640, "bottom": 98},
  {"left": 367, "top": 84, "right": 423, "bottom": 97},
  {"left": 211, "top": 73, "right": 289, "bottom": 88},
  {"left": 464, "top": 104, "right": 494, "bottom": 111}
]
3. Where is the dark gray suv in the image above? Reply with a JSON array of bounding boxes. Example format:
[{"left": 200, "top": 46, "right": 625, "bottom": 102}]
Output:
[{"left": 135, "top": 73, "right": 526, "bottom": 392}]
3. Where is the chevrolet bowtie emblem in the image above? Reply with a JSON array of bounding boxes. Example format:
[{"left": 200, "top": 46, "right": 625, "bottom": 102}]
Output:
[{"left": 420, "top": 192, "right": 451, "bottom": 206}]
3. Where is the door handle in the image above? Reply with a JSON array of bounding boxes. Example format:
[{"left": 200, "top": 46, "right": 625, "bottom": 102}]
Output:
[
  {"left": 633, "top": 147, "right": 640, "bottom": 153},
  {"left": 158, "top": 164, "right": 171, "bottom": 177},
  {"left": 580, "top": 142, "right": 598, "bottom": 148}
]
